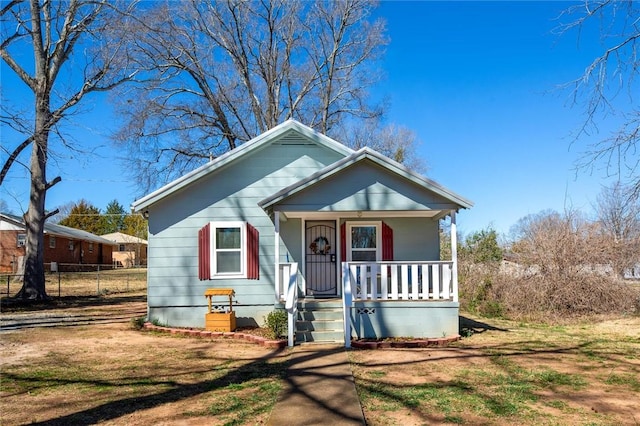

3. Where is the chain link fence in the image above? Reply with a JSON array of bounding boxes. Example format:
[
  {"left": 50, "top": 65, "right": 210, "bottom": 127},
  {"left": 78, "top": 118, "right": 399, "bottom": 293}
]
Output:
[{"left": 2, "top": 264, "right": 147, "bottom": 298}]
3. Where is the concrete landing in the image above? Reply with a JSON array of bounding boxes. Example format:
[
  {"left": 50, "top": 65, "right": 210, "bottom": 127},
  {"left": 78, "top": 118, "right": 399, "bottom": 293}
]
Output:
[{"left": 267, "top": 345, "right": 365, "bottom": 425}]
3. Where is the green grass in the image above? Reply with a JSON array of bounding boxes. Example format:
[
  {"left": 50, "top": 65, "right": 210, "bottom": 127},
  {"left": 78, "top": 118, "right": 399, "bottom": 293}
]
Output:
[
  {"left": 351, "top": 315, "right": 639, "bottom": 426},
  {"left": 604, "top": 372, "right": 640, "bottom": 391}
]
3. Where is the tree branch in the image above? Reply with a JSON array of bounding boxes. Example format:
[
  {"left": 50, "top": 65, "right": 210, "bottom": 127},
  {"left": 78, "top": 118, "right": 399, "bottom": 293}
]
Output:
[{"left": 0, "top": 136, "right": 33, "bottom": 185}]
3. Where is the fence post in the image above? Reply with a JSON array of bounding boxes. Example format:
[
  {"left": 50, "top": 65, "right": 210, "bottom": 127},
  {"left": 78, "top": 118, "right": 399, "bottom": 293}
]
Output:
[
  {"left": 97, "top": 264, "right": 100, "bottom": 295},
  {"left": 127, "top": 273, "right": 130, "bottom": 292},
  {"left": 6, "top": 274, "right": 10, "bottom": 297}
]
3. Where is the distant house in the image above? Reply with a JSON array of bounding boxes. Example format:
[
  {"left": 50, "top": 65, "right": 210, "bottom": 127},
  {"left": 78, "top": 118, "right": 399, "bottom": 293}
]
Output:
[
  {"left": 0, "top": 213, "right": 115, "bottom": 273},
  {"left": 133, "top": 120, "right": 472, "bottom": 347},
  {"left": 101, "top": 232, "right": 148, "bottom": 268}
]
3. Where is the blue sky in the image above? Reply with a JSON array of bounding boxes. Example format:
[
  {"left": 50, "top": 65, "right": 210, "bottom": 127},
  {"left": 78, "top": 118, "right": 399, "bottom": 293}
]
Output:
[{"left": 1, "top": 1, "right": 617, "bottom": 236}]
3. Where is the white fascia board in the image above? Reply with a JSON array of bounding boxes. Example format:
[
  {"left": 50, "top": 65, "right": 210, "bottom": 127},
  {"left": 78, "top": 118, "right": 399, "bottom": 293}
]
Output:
[{"left": 132, "top": 119, "right": 353, "bottom": 212}]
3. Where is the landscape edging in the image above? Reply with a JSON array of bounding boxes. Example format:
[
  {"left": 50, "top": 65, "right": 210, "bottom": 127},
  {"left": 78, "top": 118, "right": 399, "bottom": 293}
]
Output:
[
  {"left": 351, "top": 334, "right": 460, "bottom": 349},
  {"left": 143, "top": 322, "right": 287, "bottom": 348}
]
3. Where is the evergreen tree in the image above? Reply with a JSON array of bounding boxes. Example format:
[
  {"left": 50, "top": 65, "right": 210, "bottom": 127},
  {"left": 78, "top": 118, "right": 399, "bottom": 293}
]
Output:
[
  {"left": 103, "top": 200, "right": 126, "bottom": 234},
  {"left": 59, "top": 200, "right": 103, "bottom": 235}
]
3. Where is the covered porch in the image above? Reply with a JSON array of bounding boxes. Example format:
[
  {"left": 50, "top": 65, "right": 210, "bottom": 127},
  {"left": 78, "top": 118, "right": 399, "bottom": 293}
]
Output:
[
  {"left": 274, "top": 211, "right": 461, "bottom": 347},
  {"left": 259, "top": 148, "right": 472, "bottom": 347}
]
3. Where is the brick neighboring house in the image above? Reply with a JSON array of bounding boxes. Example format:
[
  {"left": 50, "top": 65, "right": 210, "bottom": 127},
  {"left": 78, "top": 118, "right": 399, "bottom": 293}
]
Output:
[
  {"left": 0, "top": 213, "right": 116, "bottom": 273},
  {"left": 100, "top": 232, "right": 148, "bottom": 268}
]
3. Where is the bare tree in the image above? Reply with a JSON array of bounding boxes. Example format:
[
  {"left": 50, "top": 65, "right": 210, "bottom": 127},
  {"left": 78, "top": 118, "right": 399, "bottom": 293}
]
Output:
[
  {"left": 556, "top": 1, "right": 640, "bottom": 195},
  {"left": 594, "top": 182, "right": 640, "bottom": 276},
  {"left": 1, "top": 0, "right": 135, "bottom": 299},
  {"left": 112, "top": 0, "right": 388, "bottom": 191},
  {"left": 337, "top": 118, "right": 426, "bottom": 172}
]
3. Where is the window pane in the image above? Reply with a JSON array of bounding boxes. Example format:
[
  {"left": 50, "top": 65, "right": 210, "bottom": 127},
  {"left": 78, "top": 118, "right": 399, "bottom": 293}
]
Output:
[
  {"left": 216, "top": 227, "right": 241, "bottom": 249},
  {"left": 216, "top": 252, "right": 241, "bottom": 273},
  {"left": 352, "top": 251, "right": 377, "bottom": 261},
  {"left": 351, "top": 226, "right": 376, "bottom": 249}
]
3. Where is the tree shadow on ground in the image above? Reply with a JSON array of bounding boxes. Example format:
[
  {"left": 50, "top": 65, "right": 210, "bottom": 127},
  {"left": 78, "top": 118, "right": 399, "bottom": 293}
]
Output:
[
  {"left": 17, "top": 345, "right": 366, "bottom": 425},
  {"left": 0, "top": 294, "right": 146, "bottom": 313},
  {"left": 460, "top": 315, "right": 509, "bottom": 336}
]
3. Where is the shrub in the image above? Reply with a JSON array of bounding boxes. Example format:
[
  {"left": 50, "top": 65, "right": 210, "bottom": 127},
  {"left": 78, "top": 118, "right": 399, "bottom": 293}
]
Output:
[
  {"left": 130, "top": 316, "right": 146, "bottom": 330},
  {"left": 264, "top": 310, "right": 288, "bottom": 339},
  {"left": 459, "top": 211, "right": 640, "bottom": 323}
]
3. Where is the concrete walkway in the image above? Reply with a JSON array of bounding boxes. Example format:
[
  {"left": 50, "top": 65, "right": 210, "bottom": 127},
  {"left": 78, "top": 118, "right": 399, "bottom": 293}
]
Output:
[{"left": 267, "top": 344, "right": 365, "bottom": 425}]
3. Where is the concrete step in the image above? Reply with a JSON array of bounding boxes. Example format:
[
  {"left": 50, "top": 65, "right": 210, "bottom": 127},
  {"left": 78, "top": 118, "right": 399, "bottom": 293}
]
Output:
[
  {"left": 295, "top": 329, "right": 344, "bottom": 343},
  {"left": 295, "top": 298, "right": 344, "bottom": 344},
  {"left": 297, "top": 309, "right": 343, "bottom": 322},
  {"left": 296, "top": 319, "right": 343, "bottom": 332}
]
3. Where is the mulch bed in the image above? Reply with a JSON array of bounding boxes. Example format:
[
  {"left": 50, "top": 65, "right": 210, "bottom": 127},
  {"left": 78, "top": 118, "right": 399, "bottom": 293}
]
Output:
[
  {"left": 350, "top": 334, "right": 460, "bottom": 349},
  {"left": 143, "top": 323, "right": 460, "bottom": 350},
  {"left": 143, "top": 323, "right": 288, "bottom": 348}
]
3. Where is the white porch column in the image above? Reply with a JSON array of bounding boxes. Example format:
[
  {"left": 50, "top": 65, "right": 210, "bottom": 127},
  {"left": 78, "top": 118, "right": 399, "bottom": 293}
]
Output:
[
  {"left": 274, "top": 211, "right": 280, "bottom": 301},
  {"left": 450, "top": 210, "right": 459, "bottom": 302}
]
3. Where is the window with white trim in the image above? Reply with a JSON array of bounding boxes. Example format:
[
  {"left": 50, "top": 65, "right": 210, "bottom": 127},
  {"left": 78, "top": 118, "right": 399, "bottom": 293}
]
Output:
[
  {"left": 213, "top": 223, "right": 245, "bottom": 277},
  {"left": 198, "top": 221, "right": 259, "bottom": 280},
  {"left": 347, "top": 222, "right": 381, "bottom": 262},
  {"left": 17, "top": 234, "right": 26, "bottom": 247},
  {"left": 49, "top": 236, "right": 56, "bottom": 248}
]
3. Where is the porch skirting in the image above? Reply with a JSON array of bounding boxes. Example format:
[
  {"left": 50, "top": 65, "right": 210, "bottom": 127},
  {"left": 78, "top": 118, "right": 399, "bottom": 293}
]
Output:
[{"left": 349, "top": 300, "right": 459, "bottom": 340}]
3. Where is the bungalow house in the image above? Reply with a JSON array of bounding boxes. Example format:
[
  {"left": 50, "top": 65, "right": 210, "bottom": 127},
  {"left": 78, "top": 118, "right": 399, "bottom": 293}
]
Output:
[
  {"left": 133, "top": 120, "right": 472, "bottom": 347},
  {"left": 0, "top": 212, "right": 115, "bottom": 273},
  {"left": 101, "top": 232, "right": 148, "bottom": 268}
]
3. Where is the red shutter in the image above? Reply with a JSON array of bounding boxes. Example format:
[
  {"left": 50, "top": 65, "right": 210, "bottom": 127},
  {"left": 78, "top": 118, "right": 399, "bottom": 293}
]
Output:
[
  {"left": 246, "top": 223, "right": 259, "bottom": 280},
  {"left": 340, "top": 222, "right": 346, "bottom": 262},
  {"left": 382, "top": 222, "right": 394, "bottom": 261},
  {"left": 198, "top": 223, "right": 211, "bottom": 280}
]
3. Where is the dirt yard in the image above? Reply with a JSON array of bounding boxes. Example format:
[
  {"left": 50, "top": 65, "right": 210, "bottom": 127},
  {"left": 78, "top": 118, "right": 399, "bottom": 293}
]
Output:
[
  {"left": 351, "top": 315, "right": 640, "bottom": 425},
  {"left": 1, "top": 294, "right": 639, "bottom": 425}
]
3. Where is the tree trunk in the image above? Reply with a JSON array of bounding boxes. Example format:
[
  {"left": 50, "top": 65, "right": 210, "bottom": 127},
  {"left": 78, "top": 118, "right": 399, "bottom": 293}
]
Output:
[{"left": 16, "top": 91, "right": 50, "bottom": 300}]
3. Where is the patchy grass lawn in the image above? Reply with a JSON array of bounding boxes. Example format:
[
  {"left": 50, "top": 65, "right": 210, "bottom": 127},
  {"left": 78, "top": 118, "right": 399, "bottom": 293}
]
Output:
[
  {"left": 0, "top": 295, "right": 290, "bottom": 426},
  {"left": 2, "top": 295, "right": 639, "bottom": 425},
  {"left": 350, "top": 314, "right": 640, "bottom": 425}
]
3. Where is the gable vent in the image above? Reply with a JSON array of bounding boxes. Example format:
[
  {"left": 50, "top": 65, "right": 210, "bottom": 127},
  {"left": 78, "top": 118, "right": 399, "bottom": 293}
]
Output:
[{"left": 274, "top": 131, "right": 313, "bottom": 146}]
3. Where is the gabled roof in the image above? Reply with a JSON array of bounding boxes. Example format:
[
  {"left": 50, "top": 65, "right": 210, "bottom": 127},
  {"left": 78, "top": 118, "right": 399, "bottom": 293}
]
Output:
[
  {"left": 132, "top": 119, "right": 354, "bottom": 212},
  {"left": 100, "top": 232, "right": 148, "bottom": 245},
  {"left": 0, "top": 213, "right": 117, "bottom": 246},
  {"left": 259, "top": 147, "right": 474, "bottom": 211}
]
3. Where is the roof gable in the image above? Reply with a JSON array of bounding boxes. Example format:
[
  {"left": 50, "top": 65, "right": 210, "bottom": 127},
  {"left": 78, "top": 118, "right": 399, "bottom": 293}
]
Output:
[
  {"left": 100, "top": 232, "right": 148, "bottom": 245},
  {"left": 259, "top": 148, "right": 473, "bottom": 212},
  {"left": 132, "top": 120, "right": 353, "bottom": 212}
]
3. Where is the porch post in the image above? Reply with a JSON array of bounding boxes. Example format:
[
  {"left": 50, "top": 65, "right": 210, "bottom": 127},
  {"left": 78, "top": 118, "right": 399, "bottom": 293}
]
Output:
[
  {"left": 450, "top": 210, "right": 459, "bottom": 302},
  {"left": 274, "top": 211, "right": 280, "bottom": 302}
]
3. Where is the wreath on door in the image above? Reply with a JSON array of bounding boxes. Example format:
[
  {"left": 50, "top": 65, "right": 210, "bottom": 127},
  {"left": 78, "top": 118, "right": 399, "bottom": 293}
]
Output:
[{"left": 309, "top": 236, "right": 331, "bottom": 255}]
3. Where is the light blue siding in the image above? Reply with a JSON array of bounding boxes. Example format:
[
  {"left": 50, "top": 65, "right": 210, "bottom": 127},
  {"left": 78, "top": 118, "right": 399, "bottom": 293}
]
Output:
[
  {"left": 146, "top": 139, "right": 345, "bottom": 327},
  {"left": 350, "top": 301, "right": 459, "bottom": 339},
  {"left": 273, "top": 160, "right": 460, "bottom": 212}
]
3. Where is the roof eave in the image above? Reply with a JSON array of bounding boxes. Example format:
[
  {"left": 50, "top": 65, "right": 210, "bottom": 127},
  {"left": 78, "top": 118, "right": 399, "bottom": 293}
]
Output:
[
  {"left": 259, "top": 148, "right": 474, "bottom": 211},
  {"left": 132, "top": 120, "right": 353, "bottom": 212}
]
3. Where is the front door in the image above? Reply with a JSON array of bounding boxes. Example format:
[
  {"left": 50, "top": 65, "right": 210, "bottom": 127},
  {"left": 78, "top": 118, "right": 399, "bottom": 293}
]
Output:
[{"left": 305, "top": 220, "right": 337, "bottom": 297}]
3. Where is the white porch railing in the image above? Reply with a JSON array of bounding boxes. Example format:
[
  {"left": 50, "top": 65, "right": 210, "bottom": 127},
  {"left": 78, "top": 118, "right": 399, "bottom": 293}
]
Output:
[
  {"left": 278, "top": 262, "right": 299, "bottom": 347},
  {"left": 342, "top": 261, "right": 457, "bottom": 349},
  {"left": 277, "top": 262, "right": 298, "bottom": 302},
  {"left": 342, "top": 261, "right": 457, "bottom": 302}
]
